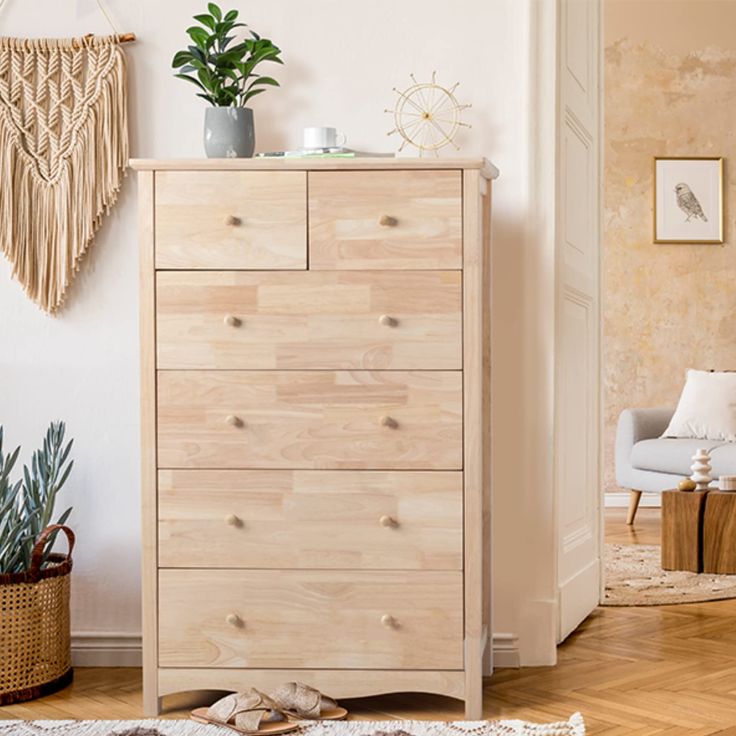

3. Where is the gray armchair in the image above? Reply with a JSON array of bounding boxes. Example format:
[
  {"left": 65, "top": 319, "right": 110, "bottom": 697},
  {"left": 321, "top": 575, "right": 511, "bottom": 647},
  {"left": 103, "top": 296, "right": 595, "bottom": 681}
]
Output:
[{"left": 616, "top": 407, "right": 736, "bottom": 524}]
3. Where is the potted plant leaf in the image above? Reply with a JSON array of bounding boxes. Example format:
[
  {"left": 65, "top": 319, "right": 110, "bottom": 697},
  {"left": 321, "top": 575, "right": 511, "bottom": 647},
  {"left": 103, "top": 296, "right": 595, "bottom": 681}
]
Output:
[
  {"left": 0, "top": 422, "right": 75, "bottom": 705},
  {"left": 172, "top": 2, "right": 283, "bottom": 158}
]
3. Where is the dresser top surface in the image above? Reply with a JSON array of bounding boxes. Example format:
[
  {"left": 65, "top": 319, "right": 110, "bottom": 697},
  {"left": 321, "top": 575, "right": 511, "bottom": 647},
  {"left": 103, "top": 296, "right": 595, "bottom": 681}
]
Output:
[{"left": 129, "top": 157, "right": 499, "bottom": 179}]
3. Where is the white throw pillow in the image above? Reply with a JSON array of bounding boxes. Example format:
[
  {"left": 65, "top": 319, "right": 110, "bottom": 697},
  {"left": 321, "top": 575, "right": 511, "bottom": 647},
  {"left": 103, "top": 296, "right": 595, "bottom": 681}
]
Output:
[{"left": 662, "top": 369, "right": 736, "bottom": 441}]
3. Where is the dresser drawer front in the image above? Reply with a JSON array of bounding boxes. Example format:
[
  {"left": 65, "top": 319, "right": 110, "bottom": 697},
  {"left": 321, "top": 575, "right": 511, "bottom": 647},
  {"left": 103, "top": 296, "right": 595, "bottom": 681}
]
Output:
[
  {"left": 155, "top": 171, "right": 306, "bottom": 269},
  {"left": 309, "top": 171, "right": 462, "bottom": 269},
  {"left": 158, "top": 469, "right": 462, "bottom": 569},
  {"left": 158, "top": 569, "right": 463, "bottom": 669},
  {"left": 156, "top": 270, "right": 462, "bottom": 370},
  {"left": 157, "top": 370, "right": 462, "bottom": 469}
]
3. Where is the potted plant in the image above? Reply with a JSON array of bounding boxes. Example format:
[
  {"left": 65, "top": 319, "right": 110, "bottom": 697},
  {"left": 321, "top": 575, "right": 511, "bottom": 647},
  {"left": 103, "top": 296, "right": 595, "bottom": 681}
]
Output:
[
  {"left": 0, "top": 422, "right": 74, "bottom": 705},
  {"left": 172, "top": 2, "right": 283, "bottom": 158}
]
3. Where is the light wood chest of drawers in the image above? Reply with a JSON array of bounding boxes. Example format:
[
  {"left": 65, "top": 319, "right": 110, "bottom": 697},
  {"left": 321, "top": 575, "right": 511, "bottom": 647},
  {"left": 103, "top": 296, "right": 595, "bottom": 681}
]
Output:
[{"left": 133, "top": 158, "right": 496, "bottom": 718}]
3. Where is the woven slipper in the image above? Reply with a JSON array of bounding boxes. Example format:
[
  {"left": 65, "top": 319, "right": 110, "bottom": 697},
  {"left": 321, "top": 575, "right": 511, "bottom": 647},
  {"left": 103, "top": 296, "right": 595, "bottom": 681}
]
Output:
[
  {"left": 269, "top": 681, "right": 348, "bottom": 721},
  {"left": 191, "top": 689, "right": 299, "bottom": 735}
]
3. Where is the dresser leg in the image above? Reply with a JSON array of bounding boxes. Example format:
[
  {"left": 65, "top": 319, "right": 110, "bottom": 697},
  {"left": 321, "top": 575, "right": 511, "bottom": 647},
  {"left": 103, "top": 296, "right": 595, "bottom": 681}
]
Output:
[
  {"left": 464, "top": 678, "right": 484, "bottom": 719},
  {"left": 142, "top": 684, "right": 162, "bottom": 716}
]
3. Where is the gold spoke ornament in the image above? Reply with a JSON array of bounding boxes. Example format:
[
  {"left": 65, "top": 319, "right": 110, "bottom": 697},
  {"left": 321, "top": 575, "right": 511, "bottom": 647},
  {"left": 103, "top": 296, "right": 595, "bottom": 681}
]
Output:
[{"left": 386, "top": 72, "right": 471, "bottom": 156}]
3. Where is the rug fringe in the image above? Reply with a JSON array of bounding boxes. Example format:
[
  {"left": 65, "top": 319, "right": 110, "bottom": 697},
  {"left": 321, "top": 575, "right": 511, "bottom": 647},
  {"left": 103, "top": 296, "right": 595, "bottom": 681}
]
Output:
[
  {"left": 569, "top": 712, "right": 585, "bottom": 736},
  {"left": 0, "top": 717, "right": 588, "bottom": 736}
]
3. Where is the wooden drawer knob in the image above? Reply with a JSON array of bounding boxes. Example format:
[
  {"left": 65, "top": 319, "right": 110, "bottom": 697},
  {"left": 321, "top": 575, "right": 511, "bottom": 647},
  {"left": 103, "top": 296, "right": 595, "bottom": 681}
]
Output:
[
  {"left": 224, "top": 215, "right": 241, "bottom": 226},
  {"left": 225, "top": 415, "right": 244, "bottom": 428},
  {"left": 378, "top": 214, "right": 398, "bottom": 227},
  {"left": 381, "top": 614, "right": 396, "bottom": 628},
  {"left": 225, "top": 514, "right": 241, "bottom": 527},
  {"left": 380, "top": 515, "right": 397, "bottom": 528},
  {"left": 225, "top": 613, "right": 243, "bottom": 627},
  {"left": 224, "top": 314, "right": 242, "bottom": 327},
  {"left": 380, "top": 415, "right": 398, "bottom": 429},
  {"left": 378, "top": 314, "right": 398, "bottom": 327}
]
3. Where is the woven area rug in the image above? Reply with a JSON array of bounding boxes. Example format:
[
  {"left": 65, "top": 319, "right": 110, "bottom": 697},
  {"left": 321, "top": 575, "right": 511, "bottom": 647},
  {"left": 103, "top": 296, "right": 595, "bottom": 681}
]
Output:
[
  {"left": 603, "top": 543, "right": 736, "bottom": 606},
  {"left": 0, "top": 716, "right": 585, "bottom": 736}
]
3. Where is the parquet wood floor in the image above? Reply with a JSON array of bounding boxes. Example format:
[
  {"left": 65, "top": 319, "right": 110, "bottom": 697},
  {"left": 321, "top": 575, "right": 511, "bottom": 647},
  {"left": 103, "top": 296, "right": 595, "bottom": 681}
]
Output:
[{"left": 3, "top": 508, "right": 736, "bottom": 734}]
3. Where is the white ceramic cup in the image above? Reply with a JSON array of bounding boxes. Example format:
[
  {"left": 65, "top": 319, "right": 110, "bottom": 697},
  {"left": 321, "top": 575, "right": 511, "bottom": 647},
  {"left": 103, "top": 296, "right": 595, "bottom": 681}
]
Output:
[{"left": 303, "top": 126, "right": 347, "bottom": 150}]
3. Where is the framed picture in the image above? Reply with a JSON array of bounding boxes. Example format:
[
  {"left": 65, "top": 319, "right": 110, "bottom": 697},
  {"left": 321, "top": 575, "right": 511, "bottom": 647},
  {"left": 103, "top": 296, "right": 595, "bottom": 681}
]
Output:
[{"left": 653, "top": 157, "right": 724, "bottom": 244}]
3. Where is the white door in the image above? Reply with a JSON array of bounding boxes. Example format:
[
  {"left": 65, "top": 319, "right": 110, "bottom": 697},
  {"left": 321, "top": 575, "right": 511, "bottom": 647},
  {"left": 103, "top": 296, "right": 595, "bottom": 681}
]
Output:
[{"left": 555, "top": 0, "right": 602, "bottom": 642}]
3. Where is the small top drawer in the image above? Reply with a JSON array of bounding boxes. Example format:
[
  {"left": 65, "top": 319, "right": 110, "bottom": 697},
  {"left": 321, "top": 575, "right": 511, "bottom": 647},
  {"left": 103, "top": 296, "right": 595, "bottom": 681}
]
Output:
[
  {"left": 155, "top": 171, "right": 306, "bottom": 270},
  {"left": 309, "top": 170, "right": 462, "bottom": 270}
]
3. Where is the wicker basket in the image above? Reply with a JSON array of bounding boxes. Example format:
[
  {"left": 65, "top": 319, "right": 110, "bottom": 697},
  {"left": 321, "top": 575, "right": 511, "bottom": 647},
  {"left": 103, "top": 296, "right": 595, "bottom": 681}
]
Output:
[{"left": 0, "top": 524, "right": 75, "bottom": 705}]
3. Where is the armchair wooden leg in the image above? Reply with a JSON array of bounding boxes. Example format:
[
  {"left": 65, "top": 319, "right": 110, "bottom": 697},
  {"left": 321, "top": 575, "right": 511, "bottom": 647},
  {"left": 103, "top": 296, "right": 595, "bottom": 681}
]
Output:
[{"left": 626, "top": 490, "right": 643, "bottom": 525}]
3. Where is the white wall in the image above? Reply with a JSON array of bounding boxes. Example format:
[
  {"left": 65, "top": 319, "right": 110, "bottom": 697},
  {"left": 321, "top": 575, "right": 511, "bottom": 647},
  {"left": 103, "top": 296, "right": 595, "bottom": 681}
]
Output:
[{"left": 0, "top": 0, "right": 551, "bottom": 667}]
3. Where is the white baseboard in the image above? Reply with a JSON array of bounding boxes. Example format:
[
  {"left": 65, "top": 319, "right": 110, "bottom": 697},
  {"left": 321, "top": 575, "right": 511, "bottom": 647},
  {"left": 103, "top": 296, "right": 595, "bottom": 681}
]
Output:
[
  {"left": 71, "top": 631, "right": 519, "bottom": 670},
  {"left": 71, "top": 632, "right": 142, "bottom": 667},
  {"left": 604, "top": 492, "right": 661, "bottom": 509},
  {"left": 492, "top": 633, "right": 520, "bottom": 668}
]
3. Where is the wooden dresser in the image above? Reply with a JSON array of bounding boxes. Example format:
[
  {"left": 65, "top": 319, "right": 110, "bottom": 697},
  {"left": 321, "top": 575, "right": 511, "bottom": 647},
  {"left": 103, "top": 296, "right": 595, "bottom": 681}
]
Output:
[{"left": 132, "top": 158, "right": 496, "bottom": 718}]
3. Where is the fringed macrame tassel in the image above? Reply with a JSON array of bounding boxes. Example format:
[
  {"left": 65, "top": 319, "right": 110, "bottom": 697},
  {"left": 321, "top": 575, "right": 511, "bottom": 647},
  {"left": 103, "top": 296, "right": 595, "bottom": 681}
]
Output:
[{"left": 0, "top": 35, "right": 128, "bottom": 313}]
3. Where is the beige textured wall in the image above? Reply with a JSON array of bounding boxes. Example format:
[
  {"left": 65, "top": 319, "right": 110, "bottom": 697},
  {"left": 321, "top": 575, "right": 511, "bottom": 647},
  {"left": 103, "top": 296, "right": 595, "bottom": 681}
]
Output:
[{"left": 604, "top": 0, "right": 736, "bottom": 493}]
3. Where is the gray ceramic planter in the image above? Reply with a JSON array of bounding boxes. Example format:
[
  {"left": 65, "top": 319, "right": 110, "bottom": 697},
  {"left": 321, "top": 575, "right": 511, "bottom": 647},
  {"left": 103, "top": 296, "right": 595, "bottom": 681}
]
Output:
[{"left": 204, "top": 107, "right": 255, "bottom": 158}]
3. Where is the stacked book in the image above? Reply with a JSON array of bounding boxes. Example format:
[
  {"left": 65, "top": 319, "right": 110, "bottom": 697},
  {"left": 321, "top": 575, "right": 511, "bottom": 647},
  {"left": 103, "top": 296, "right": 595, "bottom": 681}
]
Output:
[{"left": 256, "top": 147, "right": 394, "bottom": 159}]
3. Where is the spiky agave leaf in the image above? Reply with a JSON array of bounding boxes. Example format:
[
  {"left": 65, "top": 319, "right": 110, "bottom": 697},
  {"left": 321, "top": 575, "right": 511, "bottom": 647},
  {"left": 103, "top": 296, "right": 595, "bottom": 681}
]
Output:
[{"left": 0, "top": 421, "right": 74, "bottom": 574}]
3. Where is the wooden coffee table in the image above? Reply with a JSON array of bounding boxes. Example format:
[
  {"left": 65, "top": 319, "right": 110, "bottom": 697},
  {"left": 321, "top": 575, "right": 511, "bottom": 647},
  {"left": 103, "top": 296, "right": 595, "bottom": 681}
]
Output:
[
  {"left": 661, "top": 489, "right": 709, "bottom": 572},
  {"left": 703, "top": 491, "right": 736, "bottom": 574}
]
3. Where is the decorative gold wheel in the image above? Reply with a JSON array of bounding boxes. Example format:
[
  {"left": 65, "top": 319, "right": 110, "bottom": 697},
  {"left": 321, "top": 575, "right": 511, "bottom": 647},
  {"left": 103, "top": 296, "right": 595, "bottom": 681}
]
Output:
[{"left": 386, "top": 72, "right": 471, "bottom": 156}]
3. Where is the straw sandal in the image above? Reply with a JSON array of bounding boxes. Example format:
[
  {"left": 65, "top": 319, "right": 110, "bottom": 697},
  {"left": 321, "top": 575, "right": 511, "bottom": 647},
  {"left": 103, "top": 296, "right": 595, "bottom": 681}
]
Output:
[
  {"left": 269, "top": 681, "right": 348, "bottom": 721},
  {"left": 191, "top": 689, "right": 299, "bottom": 735}
]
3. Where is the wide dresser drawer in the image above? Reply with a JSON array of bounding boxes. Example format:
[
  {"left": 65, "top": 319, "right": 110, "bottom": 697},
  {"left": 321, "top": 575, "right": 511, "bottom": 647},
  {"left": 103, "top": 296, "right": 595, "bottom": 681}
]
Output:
[
  {"left": 156, "top": 270, "right": 462, "bottom": 369},
  {"left": 157, "top": 370, "right": 463, "bottom": 469},
  {"left": 309, "top": 170, "right": 462, "bottom": 269},
  {"left": 155, "top": 171, "right": 306, "bottom": 269},
  {"left": 158, "top": 469, "right": 463, "bottom": 569},
  {"left": 158, "top": 569, "right": 463, "bottom": 669}
]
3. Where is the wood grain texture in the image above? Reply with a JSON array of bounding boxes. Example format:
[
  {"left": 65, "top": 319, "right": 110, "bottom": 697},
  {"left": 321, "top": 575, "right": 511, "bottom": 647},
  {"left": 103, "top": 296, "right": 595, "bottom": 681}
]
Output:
[
  {"left": 137, "top": 171, "right": 160, "bottom": 716},
  {"left": 157, "top": 370, "right": 463, "bottom": 469},
  {"left": 462, "top": 169, "right": 485, "bottom": 719},
  {"left": 138, "top": 162, "right": 491, "bottom": 716},
  {"left": 158, "top": 469, "right": 462, "bottom": 570},
  {"left": 130, "top": 157, "right": 500, "bottom": 180},
  {"left": 481, "top": 180, "right": 493, "bottom": 676},
  {"left": 703, "top": 491, "right": 736, "bottom": 574},
  {"left": 158, "top": 569, "right": 463, "bottom": 669},
  {"left": 661, "top": 489, "right": 708, "bottom": 572},
  {"left": 309, "top": 171, "right": 462, "bottom": 270},
  {"left": 155, "top": 270, "right": 462, "bottom": 369},
  {"left": 157, "top": 669, "right": 465, "bottom": 702},
  {"left": 154, "top": 171, "right": 306, "bottom": 270}
]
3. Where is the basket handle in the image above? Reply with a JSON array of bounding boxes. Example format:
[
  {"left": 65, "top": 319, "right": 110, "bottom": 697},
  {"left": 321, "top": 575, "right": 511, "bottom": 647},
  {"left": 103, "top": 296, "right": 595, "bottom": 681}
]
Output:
[{"left": 30, "top": 524, "right": 75, "bottom": 573}]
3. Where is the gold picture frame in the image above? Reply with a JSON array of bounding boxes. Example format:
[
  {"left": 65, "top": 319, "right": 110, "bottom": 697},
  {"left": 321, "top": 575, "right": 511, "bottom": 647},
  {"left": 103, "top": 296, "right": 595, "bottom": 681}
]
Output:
[{"left": 653, "top": 156, "right": 724, "bottom": 244}]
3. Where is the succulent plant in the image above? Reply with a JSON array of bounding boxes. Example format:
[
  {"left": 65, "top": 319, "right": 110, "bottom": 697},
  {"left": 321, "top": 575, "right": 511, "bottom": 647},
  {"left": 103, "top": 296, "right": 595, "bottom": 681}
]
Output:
[{"left": 0, "top": 422, "right": 73, "bottom": 575}]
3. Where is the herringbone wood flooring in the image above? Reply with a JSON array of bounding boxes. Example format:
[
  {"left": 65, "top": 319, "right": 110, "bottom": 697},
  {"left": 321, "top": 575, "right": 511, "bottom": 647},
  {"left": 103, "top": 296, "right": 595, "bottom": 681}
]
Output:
[{"left": 2, "top": 508, "right": 736, "bottom": 734}]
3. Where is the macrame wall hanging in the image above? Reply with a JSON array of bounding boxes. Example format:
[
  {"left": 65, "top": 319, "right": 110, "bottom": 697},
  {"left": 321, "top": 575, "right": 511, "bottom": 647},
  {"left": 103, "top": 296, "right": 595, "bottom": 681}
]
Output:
[{"left": 0, "top": 0, "right": 135, "bottom": 313}]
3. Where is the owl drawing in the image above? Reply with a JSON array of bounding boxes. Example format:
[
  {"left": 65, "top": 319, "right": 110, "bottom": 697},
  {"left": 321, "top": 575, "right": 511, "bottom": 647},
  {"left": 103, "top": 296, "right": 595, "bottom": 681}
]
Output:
[{"left": 674, "top": 182, "right": 708, "bottom": 222}]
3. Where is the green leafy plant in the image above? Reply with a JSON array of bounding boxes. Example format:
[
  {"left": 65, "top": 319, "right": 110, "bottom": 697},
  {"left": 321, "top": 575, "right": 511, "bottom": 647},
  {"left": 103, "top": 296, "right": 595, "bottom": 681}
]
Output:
[
  {"left": 0, "top": 422, "right": 73, "bottom": 575},
  {"left": 171, "top": 2, "right": 283, "bottom": 107}
]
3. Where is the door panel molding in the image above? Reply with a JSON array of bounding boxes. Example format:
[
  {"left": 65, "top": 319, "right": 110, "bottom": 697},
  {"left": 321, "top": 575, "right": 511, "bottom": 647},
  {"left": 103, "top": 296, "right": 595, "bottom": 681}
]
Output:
[{"left": 555, "top": 0, "right": 602, "bottom": 644}]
